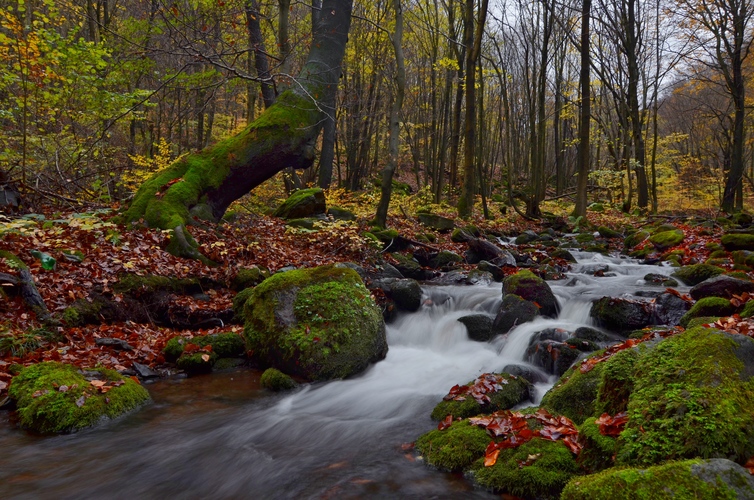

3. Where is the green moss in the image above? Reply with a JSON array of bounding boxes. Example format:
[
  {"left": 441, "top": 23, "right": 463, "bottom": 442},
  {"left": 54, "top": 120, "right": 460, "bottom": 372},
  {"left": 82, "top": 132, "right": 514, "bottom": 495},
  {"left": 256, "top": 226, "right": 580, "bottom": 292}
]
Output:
[
  {"left": 721, "top": 233, "right": 754, "bottom": 251},
  {"left": 616, "top": 327, "right": 754, "bottom": 466},
  {"left": 8, "top": 362, "right": 150, "bottom": 434},
  {"left": 0, "top": 250, "right": 28, "bottom": 269},
  {"left": 597, "top": 226, "right": 621, "bottom": 239},
  {"left": 562, "top": 459, "right": 747, "bottom": 499},
  {"left": 672, "top": 264, "right": 725, "bottom": 286},
  {"left": 686, "top": 316, "right": 720, "bottom": 328},
  {"left": 273, "top": 188, "right": 326, "bottom": 219},
  {"left": 471, "top": 439, "right": 580, "bottom": 499},
  {"left": 649, "top": 230, "right": 684, "bottom": 250},
  {"left": 576, "top": 233, "right": 595, "bottom": 243},
  {"left": 231, "top": 267, "right": 269, "bottom": 291},
  {"left": 193, "top": 332, "right": 245, "bottom": 358},
  {"left": 503, "top": 270, "right": 558, "bottom": 317},
  {"left": 624, "top": 230, "right": 649, "bottom": 249},
  {"left": 232, "top": 287, "right": 255, "bottom": 318},
  {"left": 243, "top": 265, "right": 386, "bottom": 381},
  {"left": 430, "top": 373, "right": 531, "bottom": 421},
  {"left": 260, "top": 368, "right": 297, "bottom": 391},
  {"left": 416, "top": 420, "right": 490, "bottom": 471},
  {"left": 113, "top": 273, "right": 200, "bottom": 295},
  {"left": 541, "top": 360, "right": 606, "bottom": 425},
  {"left": 596, "top": 349, "right": 639, "bottom": 415},
  {"left": 430, "top": 250, "right": 462, "bottom": 269},
  {"left": 163, "top": 336, "right": 188, "bottom": 362},
  {"left": 176, "top": 351, "right": 218, "bottom": 375},
  {"left": 740, "top": 301, "right": 754, "bottom": 318},
  {"left": 578, "top": 417, "right": 619, "bottom": 472},
  {"left": 679, "top": 297, "right": 736, "bottom": 327}
]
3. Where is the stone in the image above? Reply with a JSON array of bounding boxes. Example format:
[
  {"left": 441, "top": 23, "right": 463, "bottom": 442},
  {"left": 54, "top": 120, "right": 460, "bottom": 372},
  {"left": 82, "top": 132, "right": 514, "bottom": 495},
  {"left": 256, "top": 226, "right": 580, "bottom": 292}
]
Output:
[
  {"left": 273, "top": 188, "right": 326, "bottom": 219},
  {"left": 492, "top": 294, "right": 539, "bottom": 334},
  {"left": 502, "top": 269, "right": 559, "bottom": 317},
  {"left": 458, "top": 314, "right": 494, "bottom": 342},
  {"left": 652, "top": 292, "right": 691, "bottom": 326},
  {"left": 689, "top": 274, "right": 754, "bottom": 300},
  {"left": 590, "top": 297, "right": 653, "bottom": 334},
  {"left": 417, "top": 213, "right": 455, "bottom": 232}
]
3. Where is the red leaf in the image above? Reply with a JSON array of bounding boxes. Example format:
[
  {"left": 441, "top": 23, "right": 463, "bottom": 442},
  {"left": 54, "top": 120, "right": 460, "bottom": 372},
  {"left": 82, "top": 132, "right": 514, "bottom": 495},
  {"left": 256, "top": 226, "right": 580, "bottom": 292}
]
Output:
[{"left": 438, "top": 414, "right": 453, "bottom": 431}]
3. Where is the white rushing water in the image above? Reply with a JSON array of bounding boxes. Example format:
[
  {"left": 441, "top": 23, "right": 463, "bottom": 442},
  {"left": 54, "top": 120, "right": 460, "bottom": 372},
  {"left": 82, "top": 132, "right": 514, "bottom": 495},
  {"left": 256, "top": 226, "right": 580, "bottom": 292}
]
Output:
[{"left": 0, "top": 250, "right": 684, "bottom": 498}]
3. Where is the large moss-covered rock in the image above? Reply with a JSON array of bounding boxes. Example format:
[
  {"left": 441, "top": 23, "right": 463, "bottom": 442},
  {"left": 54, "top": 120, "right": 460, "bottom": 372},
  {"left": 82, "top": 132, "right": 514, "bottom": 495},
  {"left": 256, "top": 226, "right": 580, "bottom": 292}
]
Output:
[
  {"left": 471, "top": 439, "right": 580, "bottom": 499},
  {"left": 690, "top": 274, "right": 754, "bottom": 300},
  {"left": 590, "top": 297, "right": 653, "bottom": 334},
  {"left": 541, "top": 360, "right": 606, "bottom": 425},
  {"left": 623, "top": 230, "right": 649, "bottom": 249},
  {"left": 721, "top": 232, "right": 754, "bottom": 251},
  {"left": 241, "top": 265, "right": 387, "bottom": 381},
  {"left": 273, "top": 188, "right": 326, "bottom": 219},
  {"left": 679, "top": 297, "right": 737, "bottom": 328},
  {"left": 617, "top": 327, "right": 754, "bottom": 466},
  {"left": 503, "top": 270, "right": 559, "bottom": 317},
  {"left": 649, "top": 229, "right": 684, "bottom": 250},
  {"left": 8, "top": 362, "right": 150, "bottom": 434},
  {"left": 671, "top": 263, "right": 724, "bottom": 286},
  {"left": 562, "top": 459, "right": 754, "bottom": 499},
  {"left": 430, "top": 373, "right": 531, "bottom": 420},
  {"left": 260, "top": 367, "right": 297, "bottom": 391},
  {"left": 492, "top": 294, "right": 540, "bottom": 334}
]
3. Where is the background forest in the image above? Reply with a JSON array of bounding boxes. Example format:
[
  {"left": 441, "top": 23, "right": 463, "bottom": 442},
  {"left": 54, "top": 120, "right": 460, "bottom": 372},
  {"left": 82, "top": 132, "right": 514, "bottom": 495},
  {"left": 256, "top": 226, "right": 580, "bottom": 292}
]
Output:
[{"left": 1, "top": 0, "right": 753, "bottom": 216}]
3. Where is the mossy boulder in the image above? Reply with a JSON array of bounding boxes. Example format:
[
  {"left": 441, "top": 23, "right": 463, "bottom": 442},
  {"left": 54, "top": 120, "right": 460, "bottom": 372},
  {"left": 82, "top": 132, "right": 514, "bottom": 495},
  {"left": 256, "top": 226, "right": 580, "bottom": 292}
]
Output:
[
  {"left": 541, "top": 360, "right": 606, "bottom": 425},
  {"left": 382, "top": 278, "right": 422, "bottom": 312},
  {"left": 8, "top": 362, "right": 150, "bottom": 434},
  {"left": 671, "top": 263, "right": 724, "bottom": 286},
  {"left": 623, "top": 230, "right": 649, "bottom": 249},
  {"left": 690, "top": 274, "right": 754, "bottom": 300},
  {"left": 576, "top": 417, "right": 620, "bottom": 473},
  {"left": 430, "top": 373, "right": 531, "bottom": 420},
  {"left": 679, "top": 297, "right": 736, "bottom": 328},
  {"left": 458, "top": 314, "right": 494, "bottom": 342},
  {"left": 231, "top": 266, "right": 270, "bottom": 291},
  {"left": 273, "top": 187, "right": 326, "bottom": 219},
  {"left": 492, "top": 294, "right": 540, "bottom": 334},
  {"left": 649, "top": 229, "right": 684, "bottom": 250},
  {"left": 416, "top": 420, "right": 490, "bottom": 471},
  {"left": 163, "top": 332, "right": 245, "bottom": 362},
  {"left": 113, "top": 273, "right": 201, "bottom": 296},
  {"left": 617, "top": 327, "right": 754, "bottom": 466},
  {"left": 260, "top": 368, "right": 297, "bottom": 391},
  {"left": 451, "top": 227, "right": 474, "bottom": 243},
  {"left": 326, "top": 206, "right": 355, "bottom": 221},
  {"left": 417, "top": 213, "right": 455, "bottom": 232},
  {"left": 721, "top": 232, "right": 754, "bottom": 251},
  {"left": 552, "top": 248, "right": 577, "bottom": 263},
  {"left": 242, "top": 265, "right": 388, "bottom": 381},
  {"left": 471, "top": 439, "right": 580, "bottom": 499},
  {"left": 563, "top": 459, "right": 754, "bottom": 499},
  {"left": 430, "top": 250, "right": 463, "bottom": 270},
  {"left": 597, "top": 226, "right": 621, "bottom": 239},
  {"left": 176, "top": 350, "right": 218, "bottom": 375},
  {"left": 503, "top": 270, "right": 559, "bottom": 317},
  {"left": 590, "top": 297, "right": 653, "bottom": 334}
]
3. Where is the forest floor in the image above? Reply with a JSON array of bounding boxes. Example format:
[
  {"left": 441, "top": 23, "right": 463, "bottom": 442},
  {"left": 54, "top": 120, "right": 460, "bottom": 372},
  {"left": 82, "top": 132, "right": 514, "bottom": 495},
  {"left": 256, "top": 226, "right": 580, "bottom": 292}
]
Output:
[{"left": 0, "top": 190, "right": 739, "bottom": 403}]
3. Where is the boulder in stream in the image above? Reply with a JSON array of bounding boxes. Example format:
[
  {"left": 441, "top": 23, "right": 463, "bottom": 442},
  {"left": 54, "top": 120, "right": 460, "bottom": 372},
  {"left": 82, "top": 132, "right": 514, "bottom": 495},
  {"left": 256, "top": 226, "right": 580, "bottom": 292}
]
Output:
[
  {"left": 241, "top": 265, "right": 388, "bottom": 381},
  {"left": 689, "top": 274, "right": 754, "bottom": 300},
  {"left": 502, "top": 269, "right": 559, "bottom": 317},
  {"left": 458, "top": 314, "right": 494, "bottom": 342},
  {"left": 429, "top": 372, "right": 532, "bottom": 421},
  {"left": 492, "top": 294, "right": 540, "bottom": 334},
  {"left": 8, "top": 362, "right": 150, "bottom": 434},
  {"left": 590, "top": 297, "right": 653, "bottom": 334}
]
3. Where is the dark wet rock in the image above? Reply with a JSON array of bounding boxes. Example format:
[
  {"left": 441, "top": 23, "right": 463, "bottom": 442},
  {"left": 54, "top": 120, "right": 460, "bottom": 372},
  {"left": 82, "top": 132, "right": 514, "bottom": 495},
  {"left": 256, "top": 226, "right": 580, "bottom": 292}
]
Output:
[
  {"left": 95, "top": 338, "right": 133, "bottom": 351},
  {"left": 467, "top": 270, "right": 493, "bottom": 285},
  {"left": 634, "top": 290, "right": 662, "bottom": 298},
  {"left": 652, "top": 292, "right": 691, "bottom": 326},
  {"left": 590, "top": 297, "right": 653, "bottom": 334},
  {"left": 428, "top": 271, "right": 471, "bottom": 285},
  {"left": 500, "top": 364, "right": 549, "bottom": 384},
  {"left": 458, "top": 314, "right": 494, "bottom": 342},
  {"left": 526, "top": 339, "right": 580, "bottom": 376},
  {"left": 392, "top": 253, "right": 432, "bottom": 281},
  {"left": 566, "top": 337, "right": 599, "bottom": 352},
  {"left": 689, "top": 274, "right": 754, "bottom": 300},
  {"left": 492, "top": 294, "right": 539, "bottom": 334},
  {"left": 515, "top": 230, "right": 539, "bottom": 244},
  {"left": 477, "top": 260, "right": 505, "bottom": 282},
  {"left": 573, "top": 326, "right": 612, "bottom": 343},
  {"left": 335, "top": 262, "right": 368, "bottom": 281},
  {"left": 503, "top": 270, "right": 559, "bottom": 318},
  {"left": 642, "top": 273, "right": 678, "bottom": 287},
  {"left": 132, "top": 362, "right": 159, "bottom": 379},
  {"left": 378, "top": 278, "right": 422, "bottom": 312},
  {"left": 551, "top": 248, "right": 576, "bottom": 263},
  {"left": 530, "top": 328, "right": 571, "bottom": 343},
  {"left": 467, "top": 238, "right": 516, "bottom": 267},
  {"left": 451, "top": 228, "right": 474, "bottom": 243},
  {"left": 430, "top": 250, "right": 463, "bottom": 270}
]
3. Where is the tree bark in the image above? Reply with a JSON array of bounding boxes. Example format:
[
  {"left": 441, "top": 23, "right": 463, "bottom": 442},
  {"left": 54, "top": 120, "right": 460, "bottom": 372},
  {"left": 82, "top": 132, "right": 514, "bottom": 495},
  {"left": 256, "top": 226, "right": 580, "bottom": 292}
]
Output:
[
  {"left": 123, "top": 0, "right": 352, "bottom": 260},
  {"left": 573, "top": 0, "right": 592, "bottom": 218}
]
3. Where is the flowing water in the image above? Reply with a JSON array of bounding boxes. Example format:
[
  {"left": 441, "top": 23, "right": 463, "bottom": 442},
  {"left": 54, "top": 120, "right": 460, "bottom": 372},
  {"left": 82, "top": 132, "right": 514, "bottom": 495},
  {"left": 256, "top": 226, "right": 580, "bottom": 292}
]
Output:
[{"left": 0, "top": 251, "right": 681, "bottom": 499}]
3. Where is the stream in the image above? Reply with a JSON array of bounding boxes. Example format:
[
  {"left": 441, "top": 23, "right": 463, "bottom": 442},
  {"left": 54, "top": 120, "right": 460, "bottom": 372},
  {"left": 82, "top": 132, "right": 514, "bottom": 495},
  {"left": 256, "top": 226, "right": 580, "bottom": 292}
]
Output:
[{"left": 0, "top": 251, "right": 681, "bottom": 499}]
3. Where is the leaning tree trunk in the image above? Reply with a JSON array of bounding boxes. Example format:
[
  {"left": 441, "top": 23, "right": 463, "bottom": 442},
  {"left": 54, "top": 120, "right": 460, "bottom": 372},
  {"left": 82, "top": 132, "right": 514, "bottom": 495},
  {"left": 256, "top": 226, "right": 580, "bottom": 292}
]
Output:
[{"left": 123, "top": 0, "right": 352, "bottom": 260}]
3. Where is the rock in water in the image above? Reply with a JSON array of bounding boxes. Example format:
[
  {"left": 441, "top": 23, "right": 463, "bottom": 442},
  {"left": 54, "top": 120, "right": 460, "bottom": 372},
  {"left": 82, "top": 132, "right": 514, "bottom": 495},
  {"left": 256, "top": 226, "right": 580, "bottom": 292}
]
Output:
[{"left": 241, "top": 265, "right": 388, "bottom": 381}]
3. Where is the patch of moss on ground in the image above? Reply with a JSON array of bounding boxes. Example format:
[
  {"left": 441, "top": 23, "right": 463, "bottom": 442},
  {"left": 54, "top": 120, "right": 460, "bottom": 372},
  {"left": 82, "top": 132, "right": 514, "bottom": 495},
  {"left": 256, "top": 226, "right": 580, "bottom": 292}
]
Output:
[
  {"left": 193, "top": 332, "right": 245, "bottom": 358},
  {"left": 430, "top": 374, "right": 531, "bottom": 421},
  {"left": 416, "top": 420, "right": 490, "bottom": 471},
  {"left": 577, "top": 417, "right": 619, "bottom": 473},
  {"left": 616, "top": 327, "right": 754, "bottom": 466},
  {"left": 596, "top": 348, "right": 639, "bottom": 415},
  {"left": 471, "top": 438, "right": 580, "bottom": 499},
  {"left": 562, "top": 459, "right": 749, "bottom": 499},
  {"left": 8, "top": 362, "right": 150, "bottom": 434}
]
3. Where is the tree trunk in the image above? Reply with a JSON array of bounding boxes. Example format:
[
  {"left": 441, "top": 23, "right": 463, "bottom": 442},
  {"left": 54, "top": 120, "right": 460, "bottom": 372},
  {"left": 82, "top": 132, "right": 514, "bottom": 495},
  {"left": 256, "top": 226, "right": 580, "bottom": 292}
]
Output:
[
  {"left": 374, "top": 0, "right": 406, "bottom": 228},
  {"left": 573, "top": 0, "right": 591, "bottom": 218},
  {"left": 123, "top": 0, "right": 352, "bottom": 260}
]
